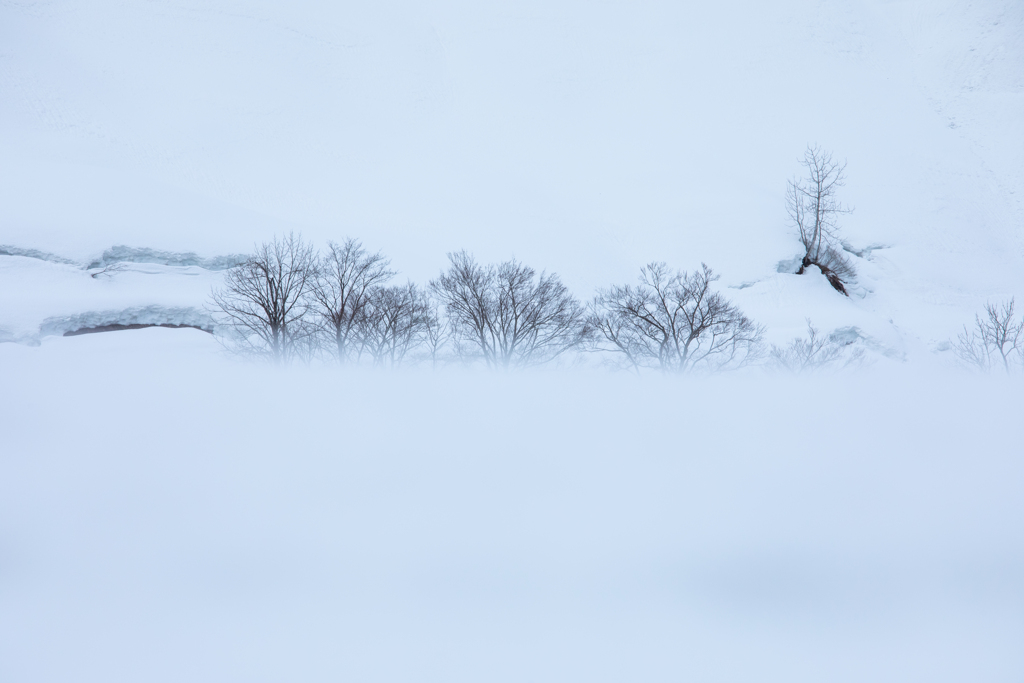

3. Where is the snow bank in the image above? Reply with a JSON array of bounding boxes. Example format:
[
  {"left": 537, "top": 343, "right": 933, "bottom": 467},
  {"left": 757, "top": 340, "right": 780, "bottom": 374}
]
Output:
[
  {"left": 0, "top": 254, "right": 225, "bottom": 344},
  {"left": 0, "top": 245, "right": 78, "bottom": 266},
  {"left": 38, "top": 305, "right": 215, "bottom": 339}
]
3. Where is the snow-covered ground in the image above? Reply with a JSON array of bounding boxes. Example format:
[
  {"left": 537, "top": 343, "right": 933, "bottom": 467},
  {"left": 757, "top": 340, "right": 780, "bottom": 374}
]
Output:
[
  {"left": 1, "top": 330, "right": 1022, "bottom": 682},
  {"left": 0, "top": 252, "right": 223, "bottom": 343},
  {"left": 1, "top": 1, "right": 1023, "bottom": 680}
]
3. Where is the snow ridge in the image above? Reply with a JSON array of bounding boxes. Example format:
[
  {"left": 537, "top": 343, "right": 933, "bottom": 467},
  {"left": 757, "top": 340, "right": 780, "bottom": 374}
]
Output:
[
  {"left": 38, "top": 306, "right": 216, "bottom": 342},
  {"left": 85, "top": 246, "right": 247, "bottom": 271},
  {"left": 1, "top": 244, "right": 247, "bottom": 271},
  {"left": 0, "top": 245, "right": 79, "bottom": 266}
]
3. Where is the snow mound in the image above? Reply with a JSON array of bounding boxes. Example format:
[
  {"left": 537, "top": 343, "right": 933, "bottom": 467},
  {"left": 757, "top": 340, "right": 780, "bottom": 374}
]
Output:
[{"left": 0, "top": 245, "right": 78, "bottom": 266}]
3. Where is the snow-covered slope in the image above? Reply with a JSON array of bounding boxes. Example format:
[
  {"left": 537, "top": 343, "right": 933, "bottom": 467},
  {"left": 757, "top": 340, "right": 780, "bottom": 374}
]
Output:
[
  {"left": 1, "top": 0, "right": 1022, "bottom": 357},
  {"left": 0, "top": 250, "right": 227, "bottom": 343}
]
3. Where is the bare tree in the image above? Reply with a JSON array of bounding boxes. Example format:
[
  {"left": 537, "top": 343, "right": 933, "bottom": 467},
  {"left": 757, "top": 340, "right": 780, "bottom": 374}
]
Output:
[
  {"left": 431, "top": 251, "right": 593, "bottom": 369},
  {"left": 787, "top": 145, "right": 855, "bottom": 294},
  {"left": 591, "top": 263, "right": 764, "bottom": 373},
  {"left": 210, "top": 233, "right": 317, "bottom": 363},
  {"left": 360, "top": 283, "right": 432, "bottom": 368},
  {"left": 768, "top": 320, "right": 864, "bottom": 372},
  {"left": 311, "top": 238, "right": 395, "bottom": 363},
  {"left": 953, "top": 298, "right": 1023, "bottom": 373}
]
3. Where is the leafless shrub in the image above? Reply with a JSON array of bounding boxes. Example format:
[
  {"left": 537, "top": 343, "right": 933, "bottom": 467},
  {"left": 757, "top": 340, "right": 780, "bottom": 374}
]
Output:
[
  {"left": 953, "top": 298, "right": 1023, "bottom": 373},
  {"left": 210, "top": 233, "right": 318, "bottom": 363},
  {"left": 768, "top": 320, "right": 864, "bottom": 372},
  {"left": 816, "top": 246, "right": 856, "bottom": 289},
  {"left": 311, "top": 238, "right": 395, "bottom": 364},
  {"left": 787, "top": 145, "right": 855, "bottom": 294},
  {"left": 591, "top": 263, "right": 764, "bottom": 373},
  {"left": 430, "top": 251, "right": 593, "bottom": 369},
  {"left": 89, "top": 262, "right": 129, "bottom": 279}
]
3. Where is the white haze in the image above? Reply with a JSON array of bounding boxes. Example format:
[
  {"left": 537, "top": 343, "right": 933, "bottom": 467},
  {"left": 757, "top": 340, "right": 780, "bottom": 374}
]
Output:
[{"left": 1, "top": 330, "right": 1022, "bottom": 682}]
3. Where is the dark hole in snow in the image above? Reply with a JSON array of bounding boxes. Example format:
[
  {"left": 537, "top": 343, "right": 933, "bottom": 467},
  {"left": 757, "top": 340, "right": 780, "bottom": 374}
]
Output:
[{"left": 64, "top": 323, "right": 212, "bottom": 336}]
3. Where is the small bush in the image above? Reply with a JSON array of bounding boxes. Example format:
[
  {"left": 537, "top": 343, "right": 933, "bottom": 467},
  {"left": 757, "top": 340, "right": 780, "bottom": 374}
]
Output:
[
  {"left": 768, "top": 320, "right": 864, "bottom": 372},
  {"left": 953, "top": 299, "right": 1023, "bottom": 373}
]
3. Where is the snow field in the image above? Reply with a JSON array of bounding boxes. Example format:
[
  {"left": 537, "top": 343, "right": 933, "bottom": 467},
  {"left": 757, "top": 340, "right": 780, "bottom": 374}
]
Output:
[{"left": 0, "top": 329, "right": 1021, "bottom": 682}]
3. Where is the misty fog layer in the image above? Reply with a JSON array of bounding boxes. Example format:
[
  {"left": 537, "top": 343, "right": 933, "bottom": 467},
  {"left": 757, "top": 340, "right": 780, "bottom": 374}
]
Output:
[{"left": 1, "top": 330, "right": 1021, "bottom": 682}]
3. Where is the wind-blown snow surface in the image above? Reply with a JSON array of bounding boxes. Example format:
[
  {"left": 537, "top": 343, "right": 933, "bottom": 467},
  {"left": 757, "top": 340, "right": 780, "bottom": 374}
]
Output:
[
  {"left": 0, "top": 330, "right": 1022, "bottom": 682},
  {"left": 1, "top": 0, "right": 1023, "bottom": 354}
]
